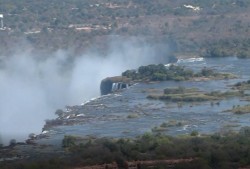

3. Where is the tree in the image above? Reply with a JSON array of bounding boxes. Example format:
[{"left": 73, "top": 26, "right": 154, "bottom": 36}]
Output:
[
  {"left": 62, "top": 135, "right": 76, "bottom": 148},
  {"left": 55, "top": 109, "right": 64, "bottom": 118}
]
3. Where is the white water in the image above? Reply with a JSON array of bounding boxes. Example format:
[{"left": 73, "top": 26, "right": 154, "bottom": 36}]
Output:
[{"left": 177, "top": 57, "right": 204, "bottom": 63}]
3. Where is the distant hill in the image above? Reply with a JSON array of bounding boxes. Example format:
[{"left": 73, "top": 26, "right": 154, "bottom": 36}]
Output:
[{"left": 0, "top": 0, "right": 250, "bottom": 57}]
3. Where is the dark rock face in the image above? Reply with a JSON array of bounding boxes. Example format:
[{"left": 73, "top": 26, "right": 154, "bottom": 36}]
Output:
[
  {"left": 100, "top": 78, "right": 113, "bottom": 95},
  {"left": 100, "top": 76, "right": 132, "bottom": 95}
]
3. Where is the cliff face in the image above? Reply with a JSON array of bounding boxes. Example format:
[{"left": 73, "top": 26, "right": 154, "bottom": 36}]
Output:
[{"left": 100, "top": 76, "right": 132, "bottom": 95}]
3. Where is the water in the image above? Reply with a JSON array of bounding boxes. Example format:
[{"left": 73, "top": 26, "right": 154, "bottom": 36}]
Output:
[{"left": 37, "top": 57, "right": 250, "bottom": 145}]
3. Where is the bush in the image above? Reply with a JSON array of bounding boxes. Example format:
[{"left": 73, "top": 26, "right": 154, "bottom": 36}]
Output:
[
  {"left": 190, "top": 131, "right": 199, "bottom": 136},
  {"left": 62, "top": 135, "right": 76, "bottom": 148},
  {"left": 122, "top": 70, "right": 137, "bottom": 79},
  {"left": 151, "top": 73, "right": 166, "bottom": 81},
  {"left": 201, "top": 68, "right": 215, "bottom": 76},
  {"left": 239, "top": 126, "right": 250, "bottom": 137}
]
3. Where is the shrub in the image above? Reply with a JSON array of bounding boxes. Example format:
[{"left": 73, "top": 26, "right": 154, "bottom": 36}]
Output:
[
  {"left": 62, "top": 135, "right": 77, "bottom": 148},
  {"left": 201, "top": 68, "right": 214, "bottom": 76},
  {"left": 190, "top": 131, "right": 199, "bottom": 136},
  {"left": 151, "top": 73, "right": 166, "bottom": 81}
]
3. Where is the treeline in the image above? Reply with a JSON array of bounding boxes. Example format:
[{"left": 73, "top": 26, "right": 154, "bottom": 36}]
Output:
[
  {"left": 61, "top": 128, "right": 250, "bottom": 169},
  {"left": 122, "top": 64, "right": 194, "bottom": 81},
  {"left": 4, "top": 128, "right": 250, "bottom": 169}
]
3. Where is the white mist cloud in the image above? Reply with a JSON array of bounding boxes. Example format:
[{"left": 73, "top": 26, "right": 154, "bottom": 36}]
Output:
[{"left": 0, "top": 37, "right": 171, "bottom": 145}]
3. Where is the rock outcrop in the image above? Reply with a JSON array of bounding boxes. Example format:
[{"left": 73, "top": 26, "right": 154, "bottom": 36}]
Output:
[{"left": 100, "top": 76, "right": 132, "bottom": 95}]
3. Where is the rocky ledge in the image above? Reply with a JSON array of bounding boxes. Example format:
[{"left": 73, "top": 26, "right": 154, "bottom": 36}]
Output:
[{"left": 100, "top": 76, "right": 133, "bottom": 95}]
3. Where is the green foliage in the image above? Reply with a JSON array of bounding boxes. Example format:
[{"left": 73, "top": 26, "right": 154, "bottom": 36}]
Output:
[
  {"left": 152, "top": 72, "right": 167, "bottom": 81},
  {"left": 62, "top": 135, "right": 76, "bottom": 148},
  {"left": 239, "top": 127, "right": 250, "bottom": 137},
  {"left": 0, "top": 0, "right": 250, "bottom": 57},
  {"left": 122, "top": 64, "right": 195, "bottom": 82},
  {"left": 127, "top": 114, "right": 139, "bottom": 118},
  {"left": 148, "top": 87, "right": 243, "bottom": 102},
  {"left": 122, "top": 69, "right": 137, "bottom": 80},
  {"left": 123, "top": 63, "right": 235, "bottom": 85},
  {"left": 203, "top": 39, "right": 250, "bottom": 58},
  {"left": 205, "top": 47, "right": 229, "bottom": 57},
  {"left": 190, "top": 131, "right": 199, "bottom": 136},
  {"left": 160, "top": 120, "right": 184, "bottom": 128},
  {"left": 201, "top": 68, "right": 215, "bottom": 76},
  {"left": 55, "top": 109, "right": 64, "bottom": 118},
  {"left": 138, "top": 64, "right": 166, "bottom": 78},
  {"left": 237, "top": 51, "right": 249, "bottom": 58},
  {"left": 6, "top": 130, "right": 250, "bottom": 168}
]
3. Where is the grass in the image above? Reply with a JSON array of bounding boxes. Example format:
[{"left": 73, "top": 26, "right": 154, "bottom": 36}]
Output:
[
  {"left": 127, "top": 114, "right": 140, "bottom": 119},
  {"left": 160, "top": 120, "right": 185, "bottom": 128},
  {"left": 212, "top": 72, "right": 238, "bottom": 79},
  {"left": 151, "top": 126, "right": 168, "bottom": 132},
  {"left": 148, "top": 87, "right": 244, "bottom": 102},
  {"left": 153, "top": 121, "right": 184, "bottom": 131},
  {"left": 152, "top": 120, "right": 187, "bottom": 133}
]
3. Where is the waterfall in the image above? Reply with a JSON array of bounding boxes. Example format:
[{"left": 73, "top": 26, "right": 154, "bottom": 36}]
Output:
[
  {"left": 112, "top": 83, "right": 119, "bottom": 91},
  {"left": 112, "top": 83, "right": 116, "bottom": 91},
  {"left": 111, "top": 82, "right": 129, "bottom": 92},
  {"left": 118, "top": 83, "right": 121, "bottom": 90}
]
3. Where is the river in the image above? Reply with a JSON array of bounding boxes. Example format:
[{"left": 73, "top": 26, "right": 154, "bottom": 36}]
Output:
[{"left": 35, "top": 57, "right": 250, "bottom": 146}]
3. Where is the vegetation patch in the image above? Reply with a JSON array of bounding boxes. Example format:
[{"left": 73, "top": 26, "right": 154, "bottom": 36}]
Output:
[
  {"left": 122, "top": 64, "right": 236, "bottom": 83},
  {"left": 122, "top": 64, "right": 193, "bottom": 81},
  {"left": 161, "top": 120, "right": 186, "bottom": 128},
  {"left": 5, "top": 129, "right": 250, "bottom": 169},
  {"left": 152, "top": 120, "right": 187, "bottom": 133},
  {"left": 147, "top": 87, "right": 243, "bottom": 102},
  {"left": 163, "top": 86, "right": 198, "bottom": 94},
  {"left": 203, "top": 39, "right": 250, "bottom": 59},
  {"left": 151, "top": 126, "right": 168, "bottom": 132},
  {"left": 232, "top": 80, "right": 250, "bottom": 90},
  {"left": 127, "top": 114, "right": 140, "bottom": 119},
  {"left": 228, "top": 105, "right": 250, "bottom": 114}
]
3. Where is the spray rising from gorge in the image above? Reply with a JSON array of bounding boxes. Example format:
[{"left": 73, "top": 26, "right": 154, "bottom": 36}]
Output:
[{"left": 0, "top": 38, "right": 172, "bottom": 145}]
